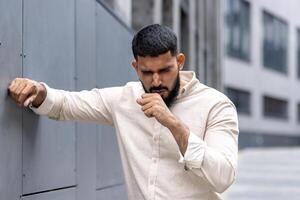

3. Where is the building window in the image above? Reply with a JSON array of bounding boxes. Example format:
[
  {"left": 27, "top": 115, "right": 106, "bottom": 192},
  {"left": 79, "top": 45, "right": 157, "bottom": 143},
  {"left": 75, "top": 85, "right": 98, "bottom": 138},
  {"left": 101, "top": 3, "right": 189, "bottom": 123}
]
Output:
[
  {"left": 132, "top": 0, "right": 154, "bottom": 30},
  {"left": 263, "top": 11, "right": 288, "bottom": 73},
  {"left": 180, "top": 1, "right": 190, "bottom": 69},
  {"left": 263, "top": 96, "right": 288, "bottom": 119},
  {"left": 162, "top": 0, "right": 173, "bottom": 28},
  {"left": 297, "top": 29, "right": 300, "bottom": 79},
  {"left": 297, "top": 103, "right": 300, "bottom": 123},
  {"left": 225, "top": 0, "right": 251, "bottom": 61},
  {"left": 226, "top": 87, "right": 251, "bottom": 115}
]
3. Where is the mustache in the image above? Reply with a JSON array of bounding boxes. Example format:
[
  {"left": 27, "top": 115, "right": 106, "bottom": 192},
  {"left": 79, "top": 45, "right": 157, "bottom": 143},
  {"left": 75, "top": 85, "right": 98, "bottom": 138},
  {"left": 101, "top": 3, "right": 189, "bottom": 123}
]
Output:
[{"left": 149, "top": 86, "right": 168, "bottom": 93}]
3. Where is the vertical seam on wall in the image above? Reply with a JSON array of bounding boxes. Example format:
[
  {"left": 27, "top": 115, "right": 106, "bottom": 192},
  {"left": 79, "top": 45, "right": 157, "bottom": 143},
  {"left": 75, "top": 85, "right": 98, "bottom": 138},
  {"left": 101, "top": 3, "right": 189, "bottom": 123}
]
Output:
[
  {"left": 74, "top": 0, "right": 78, "bottom": 188},
  {"left": 21, "top": 0, "right": 24, "bottom": 196}
]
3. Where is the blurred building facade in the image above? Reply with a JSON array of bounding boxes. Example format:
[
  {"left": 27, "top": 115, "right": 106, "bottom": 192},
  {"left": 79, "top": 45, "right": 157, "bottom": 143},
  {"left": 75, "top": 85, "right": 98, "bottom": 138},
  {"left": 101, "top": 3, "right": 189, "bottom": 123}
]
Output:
[
  {"left": 103, "top": 0, "right": 300, "bottom": 148},
  {"left": 103, "top": 0, "right": 223, "bottom": 91},
  {"left": 223, "top": 0, "right": 300, "bottom": 148}
]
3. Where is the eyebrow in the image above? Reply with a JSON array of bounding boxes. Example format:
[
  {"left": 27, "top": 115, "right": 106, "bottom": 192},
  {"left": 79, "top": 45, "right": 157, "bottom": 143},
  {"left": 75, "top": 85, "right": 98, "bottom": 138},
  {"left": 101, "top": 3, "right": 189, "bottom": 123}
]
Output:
[{"left": 141, "top": 66, "right": 172, "bottom": 73}]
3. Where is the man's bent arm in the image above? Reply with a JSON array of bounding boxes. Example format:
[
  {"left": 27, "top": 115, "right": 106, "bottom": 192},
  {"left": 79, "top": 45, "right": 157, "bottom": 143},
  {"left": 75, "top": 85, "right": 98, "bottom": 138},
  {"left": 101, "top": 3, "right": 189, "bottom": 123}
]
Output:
[{"left": 174, "top": 101, "right": 239, "bottom": 193}]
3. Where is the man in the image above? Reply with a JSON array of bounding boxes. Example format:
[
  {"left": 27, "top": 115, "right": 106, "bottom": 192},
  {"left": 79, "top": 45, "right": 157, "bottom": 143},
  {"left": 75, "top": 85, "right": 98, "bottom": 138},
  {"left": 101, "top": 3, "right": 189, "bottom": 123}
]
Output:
[{"left": 8, "top": 24, "right": 238, "bottom": 200}]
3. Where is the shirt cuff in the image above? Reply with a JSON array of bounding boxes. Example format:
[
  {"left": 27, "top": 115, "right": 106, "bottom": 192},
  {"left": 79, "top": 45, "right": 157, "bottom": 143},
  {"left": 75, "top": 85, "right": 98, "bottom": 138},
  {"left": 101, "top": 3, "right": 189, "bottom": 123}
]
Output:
[
  {"left": 30, "top": 83, "right": 56, "bottom": 115},
  {"left": 178, "top": 131, "right": 206, "bottom": 169}
]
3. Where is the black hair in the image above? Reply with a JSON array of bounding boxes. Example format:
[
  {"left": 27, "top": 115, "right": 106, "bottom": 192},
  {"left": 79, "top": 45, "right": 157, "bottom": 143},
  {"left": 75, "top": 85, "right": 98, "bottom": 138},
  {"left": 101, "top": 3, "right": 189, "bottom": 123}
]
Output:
[{"left": 132, "top": 24, "right": 178, "bottom": 60}]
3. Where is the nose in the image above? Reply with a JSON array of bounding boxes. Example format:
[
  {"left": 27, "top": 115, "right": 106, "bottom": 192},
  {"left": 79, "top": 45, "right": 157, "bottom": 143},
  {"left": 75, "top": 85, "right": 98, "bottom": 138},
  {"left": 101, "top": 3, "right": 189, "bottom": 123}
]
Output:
[{"left": 152, "top": 73, "right": 161, "bottom": 87}]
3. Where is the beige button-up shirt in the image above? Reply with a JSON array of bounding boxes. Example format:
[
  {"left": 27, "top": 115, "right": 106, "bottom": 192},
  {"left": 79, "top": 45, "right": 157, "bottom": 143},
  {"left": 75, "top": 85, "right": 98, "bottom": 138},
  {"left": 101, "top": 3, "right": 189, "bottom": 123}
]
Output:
[{"left": 32, "top": 71, "right": 239, "bottom": 200}]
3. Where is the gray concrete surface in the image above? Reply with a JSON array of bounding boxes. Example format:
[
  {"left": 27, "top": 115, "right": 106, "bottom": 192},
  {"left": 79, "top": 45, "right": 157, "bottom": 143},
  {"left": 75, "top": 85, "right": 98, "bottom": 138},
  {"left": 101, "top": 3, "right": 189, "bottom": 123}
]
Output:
[{"left": 224, "top": 147, "right": 300, "bottom": 200}]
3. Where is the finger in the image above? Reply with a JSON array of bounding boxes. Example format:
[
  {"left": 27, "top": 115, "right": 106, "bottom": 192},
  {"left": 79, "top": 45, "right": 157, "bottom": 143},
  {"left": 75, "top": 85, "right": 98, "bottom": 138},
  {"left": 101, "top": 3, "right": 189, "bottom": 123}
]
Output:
[
  {"left": 137, "top": 98, "right": 151, "bottom": 106},
  {"left": 9, "top": 81, "right": 24, "bottom": 100},
  {"left": 136, "top": 98, "right": 143, "bottom": 106},
  {"left": 8, "top": 79, "right": 17, "bottom": 92},
  {"left": 141, "top": 101, "right": 156, "bottom": 111},
  {"left": 144, "top": 107, "right": 154, "bottom": 118},
  {"left": 141, "top": 93, "right": 161, "bottom": 99},
  {"left": 18, "top": 84, "right": 36, "bottom": 106},
  {"left": 8, "top": 79, "right": 19, "bottom": 95},
  {"left": 137, "top": 97, "right": 158, "bottom": 106},
  {"left": 24, "top": 94, "right": 37, "bottom": 107},
  {"left": 14, "top": 81, "right": 27, "bottom": 96}
]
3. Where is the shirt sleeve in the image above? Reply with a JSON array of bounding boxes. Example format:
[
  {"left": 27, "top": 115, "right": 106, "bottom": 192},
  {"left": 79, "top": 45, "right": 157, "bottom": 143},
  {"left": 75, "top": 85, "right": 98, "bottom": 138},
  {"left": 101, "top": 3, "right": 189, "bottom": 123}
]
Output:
[
  {"left": 178, "top": 100, "right": 239, "bottom": 193},
  {"left": 30, "top": 83, "right": 115, "bottom": 125}
]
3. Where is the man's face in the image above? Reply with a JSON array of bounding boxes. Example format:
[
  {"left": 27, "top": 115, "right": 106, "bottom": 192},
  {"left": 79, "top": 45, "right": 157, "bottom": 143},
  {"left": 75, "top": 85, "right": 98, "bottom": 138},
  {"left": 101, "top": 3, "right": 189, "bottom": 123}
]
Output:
[{"left": 132, "top": 51, "right": 185, "bottom": 107}]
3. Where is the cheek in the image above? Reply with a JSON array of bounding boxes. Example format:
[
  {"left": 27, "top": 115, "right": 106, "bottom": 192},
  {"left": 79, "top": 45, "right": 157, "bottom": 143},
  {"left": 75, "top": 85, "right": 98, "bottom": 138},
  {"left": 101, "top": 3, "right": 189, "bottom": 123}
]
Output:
[
  {"left": 163, "top": 72, "right": 178, "bottom": 89},
  {"left": 140, "top": 76, "right": 152, "bottom": 89}
]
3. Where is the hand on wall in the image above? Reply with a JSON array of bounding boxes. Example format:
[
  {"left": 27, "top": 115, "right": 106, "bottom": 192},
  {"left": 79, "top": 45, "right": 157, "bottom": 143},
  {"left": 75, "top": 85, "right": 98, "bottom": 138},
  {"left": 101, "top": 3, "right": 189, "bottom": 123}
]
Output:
[{"left": 8, "top": 78, "right": 47, "bottom": 108}]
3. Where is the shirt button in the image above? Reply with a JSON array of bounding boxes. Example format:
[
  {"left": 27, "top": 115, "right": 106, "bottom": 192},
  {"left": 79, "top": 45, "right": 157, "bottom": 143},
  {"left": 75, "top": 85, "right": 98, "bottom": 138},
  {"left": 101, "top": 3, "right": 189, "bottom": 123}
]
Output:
[
  {"left": 153, "top": 158, "right": 157, "bottom": 163},
  {"left": 184, "top": 164, "right": 189, "bottom": 171}
]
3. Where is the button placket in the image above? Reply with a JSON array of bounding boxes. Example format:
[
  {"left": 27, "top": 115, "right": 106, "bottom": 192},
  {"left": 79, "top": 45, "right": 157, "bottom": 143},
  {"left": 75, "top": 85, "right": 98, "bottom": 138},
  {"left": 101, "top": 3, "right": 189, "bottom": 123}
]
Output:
[{"left": 148, "top": 121, "right": 161, "bottom": 199}]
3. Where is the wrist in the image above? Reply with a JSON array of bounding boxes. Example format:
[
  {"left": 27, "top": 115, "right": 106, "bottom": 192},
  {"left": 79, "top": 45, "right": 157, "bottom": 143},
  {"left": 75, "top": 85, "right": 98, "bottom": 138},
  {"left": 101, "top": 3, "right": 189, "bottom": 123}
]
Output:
[
  {"left": 32, "top": 83, "right": 47, "bottom": 107},
  {"left": 164, "top": 115, "right": 179, "bottom": 130},
  {"left": 167, "top": 117, "right": 190, "bottom": 155},
  {"left": 166, "top": 116, "right": 188, "bottom": 135}
]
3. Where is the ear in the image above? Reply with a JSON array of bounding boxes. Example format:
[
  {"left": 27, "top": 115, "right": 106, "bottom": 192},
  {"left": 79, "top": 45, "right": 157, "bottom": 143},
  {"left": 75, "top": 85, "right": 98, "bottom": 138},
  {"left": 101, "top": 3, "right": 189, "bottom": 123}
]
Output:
[
  {"left": 176, "top": 53, "right": 185, "bottom": 70},
  {"left": 131, "top": 59, "right": 138, "bottom": 72}
]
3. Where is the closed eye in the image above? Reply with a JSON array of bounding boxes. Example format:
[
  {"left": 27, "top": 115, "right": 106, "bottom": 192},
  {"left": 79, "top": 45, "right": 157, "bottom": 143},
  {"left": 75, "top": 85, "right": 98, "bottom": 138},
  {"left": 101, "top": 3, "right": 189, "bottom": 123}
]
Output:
[
  {"left": 141, "top": 71, "right": 153, "bottom": 75},
  {"left": 159, "top": 68, "right": 170, "bottom": 73}
]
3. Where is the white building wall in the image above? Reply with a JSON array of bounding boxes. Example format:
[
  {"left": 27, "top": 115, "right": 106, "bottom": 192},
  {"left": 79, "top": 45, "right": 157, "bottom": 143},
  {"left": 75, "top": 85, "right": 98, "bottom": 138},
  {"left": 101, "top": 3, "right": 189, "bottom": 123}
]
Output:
[
  {"left": 224, "top": 0, "right": 300, "bottom": 136},
  {"left": 114, "top": 0, "right": 132, "bottom": 26}
]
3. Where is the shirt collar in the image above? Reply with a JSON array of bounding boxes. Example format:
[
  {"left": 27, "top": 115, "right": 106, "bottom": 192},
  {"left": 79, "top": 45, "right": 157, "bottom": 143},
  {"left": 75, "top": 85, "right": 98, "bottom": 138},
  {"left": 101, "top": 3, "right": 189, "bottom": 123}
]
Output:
[{"left": 178, "top": 71, "right": 199, "bottom": 99}]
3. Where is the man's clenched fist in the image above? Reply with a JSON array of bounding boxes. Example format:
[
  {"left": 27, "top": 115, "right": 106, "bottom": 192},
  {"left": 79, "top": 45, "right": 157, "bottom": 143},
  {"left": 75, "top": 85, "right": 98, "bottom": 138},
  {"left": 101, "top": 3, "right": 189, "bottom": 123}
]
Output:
[
  {"left": 8, "top": 78, "right": 47, "bottom": 108},
  {"left": 136, "top": 93, "right": 176, "bottom": 128}
]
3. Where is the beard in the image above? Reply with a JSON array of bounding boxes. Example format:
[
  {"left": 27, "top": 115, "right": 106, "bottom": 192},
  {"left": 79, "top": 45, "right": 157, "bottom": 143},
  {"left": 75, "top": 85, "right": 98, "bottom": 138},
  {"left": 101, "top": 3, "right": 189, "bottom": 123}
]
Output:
[{"left": 141, "top": 72, "right": 180, "bottom": 108}]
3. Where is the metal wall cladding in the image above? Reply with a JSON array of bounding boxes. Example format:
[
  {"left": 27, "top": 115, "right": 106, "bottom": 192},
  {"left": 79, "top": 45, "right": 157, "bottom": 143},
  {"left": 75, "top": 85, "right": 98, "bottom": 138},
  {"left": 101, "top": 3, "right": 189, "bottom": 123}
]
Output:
[
  {"left": 22, "top": 0, "right": 76, "bottom": 194},
  {"left": 22, "top": 187, "right": 76, "bottom": 200},
  {"left": 97, "top": 184, "right": 127, "bottom": 200},
  {"left": 0, "top": 0, "right": 23, "bottom": 199},
  {"left": 1, "top": 0, "right": 133, "bottom": 199},
  {"left": 95, "top": 3, "right": 135, "bottom": 197},
  {"left": 96, "top": 2, "right": 136, "bottom": 88}
]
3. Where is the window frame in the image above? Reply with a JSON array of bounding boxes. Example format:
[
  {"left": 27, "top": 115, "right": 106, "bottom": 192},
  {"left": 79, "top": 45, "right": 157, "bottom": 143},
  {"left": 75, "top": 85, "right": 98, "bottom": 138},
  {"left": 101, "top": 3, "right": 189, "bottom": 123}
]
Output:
[
  {"left": 263, "top": 95, "right": 289, "bottom": 120},
  {"left": 225, "top": 0, "right": 251, "bottom": 62},
  {"left": 262, "top": 10, "right": 289, "bottom": 74},
  {"left": 297, "top": 29, "right": 300, "bottom": 79},
  {"left": 226, "top": 87, "right": 252, "bottom": 115}
]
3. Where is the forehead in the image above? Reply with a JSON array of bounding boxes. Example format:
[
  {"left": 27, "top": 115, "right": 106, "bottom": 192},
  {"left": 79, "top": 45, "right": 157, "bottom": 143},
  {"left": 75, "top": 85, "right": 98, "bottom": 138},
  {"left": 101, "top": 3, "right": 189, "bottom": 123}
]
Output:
[{"left": 137, "top": 51, "right": 177, "bottom": 70}]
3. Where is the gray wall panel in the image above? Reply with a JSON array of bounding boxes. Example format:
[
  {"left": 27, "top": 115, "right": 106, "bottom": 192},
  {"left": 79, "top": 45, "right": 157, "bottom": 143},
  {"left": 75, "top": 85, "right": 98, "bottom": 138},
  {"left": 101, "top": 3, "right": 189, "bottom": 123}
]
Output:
[
  {"left": 0, "top": 0, "right": 23, "bottom": 199},
  {"left": 1, "top": 0, "right": 136, "bottom": 199},
  {"left": 22, "top": 187, "right": 76, "bottom": 200},
  {"left": 97, "top": 184, "right": 127, "bottom": 200},
  {"left": 95, "top": 3, "right": 134, "bottom": 191},
  {"left": 75, "top": 0, "right": 98, "bottom": 199},
  {"left": 97, "top": 126, "right": 124, "bottom": 188},
  {"left": 96, "top": 3, "right": 136, "bottom": 88},
  {"left": 22, "top": 0, "right": 76, "bottom": 194}
]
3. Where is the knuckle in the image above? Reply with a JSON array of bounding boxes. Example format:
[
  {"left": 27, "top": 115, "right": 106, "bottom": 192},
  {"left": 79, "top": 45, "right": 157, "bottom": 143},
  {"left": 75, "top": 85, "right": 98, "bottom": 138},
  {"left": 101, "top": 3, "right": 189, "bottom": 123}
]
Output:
[
  {"left": 20, "top": 91, "right": 27, "bottom": 96},
  {"left": 9, "top": 89, "right": 16, "bottom": 96}
]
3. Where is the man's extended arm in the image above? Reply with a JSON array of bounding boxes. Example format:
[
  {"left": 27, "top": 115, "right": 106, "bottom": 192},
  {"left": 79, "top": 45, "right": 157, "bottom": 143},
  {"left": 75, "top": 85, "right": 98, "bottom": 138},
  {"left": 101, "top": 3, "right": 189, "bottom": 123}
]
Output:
[{"left": 8, "top": 78, "right": 114, "bottom": 125}]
